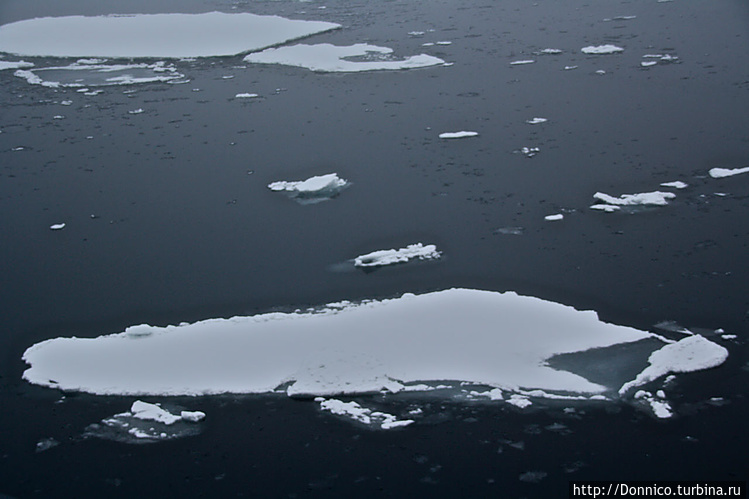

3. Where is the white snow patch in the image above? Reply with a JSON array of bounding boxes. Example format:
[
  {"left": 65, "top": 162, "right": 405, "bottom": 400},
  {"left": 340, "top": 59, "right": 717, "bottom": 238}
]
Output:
[
  {"left": 619, "top": 335, "right": 728, "bottom": 395},
  {"left": 22, "top": 288, "right": 655, "bottom": 397},
  {"left": 354, "top": 243, "right": 441, "bottom": 268},
  {"left": 709, "top": 166, "right": 749, "bottom": 179},
  {"left": 245, "top": 43, "right": 444, "bottom": 72},
  {"left": 0, "top": 12, "right": 340, "bottom": 58},
  {"left": 439, "top": 131, "right": 478, "bottom": 139},
  {"left": 581, "top": 45, "right": 624, "bottom": 54}
]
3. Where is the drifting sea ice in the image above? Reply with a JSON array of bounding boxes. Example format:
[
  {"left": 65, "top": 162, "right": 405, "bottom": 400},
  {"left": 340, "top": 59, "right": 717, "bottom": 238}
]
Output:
[
  {"left": 709, "top": 166, "right": 749, "bottom": 178},
  {"left": 590, "top": 191, "right": 676, "bottom": 211},
  {"left": 15, "top": 61, "right": 185, "bottom": 88},
  {"left": 526, "top": 117, "right": 548, "bottom": 125},
  {"left": 0, "top": 59, "right": 33, "bottom": 70},
  {"left": 660, "top": 181, "right": 688, "bottom": 189},
  {"left": 439, "top": 131, "right": 478, "bottom": 139},
  {"left": 0, "top": 12, "right": 340, "bottom": 58},
  {"left": 510, "top": 59, "right": 535, "bottom": 65},
  {"left": 581, "top": 45, "right": 624, "bottom": 54},
  {"left": 244, "top": 43, "right": 445, "bottom": 72},
  {"left": 267, "top": 173, "right": 349, "bottom": 204},
  {"left": 353, "top": 243, "right": 441, "bottom": 268},
  {"left": 317, "top": 398, "right": 414, "bottom": 430}
]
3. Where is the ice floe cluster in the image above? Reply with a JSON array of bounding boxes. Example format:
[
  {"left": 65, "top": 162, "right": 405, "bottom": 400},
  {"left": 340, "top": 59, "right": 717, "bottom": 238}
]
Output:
[
  {"left": 245, "top": 43, "right": 445, "bottom": 73},
  {"left": 353, "top": 243, "right": 441, "bottom": 268},
  {"left": 15, "top": 60, "right": 185, "bottom": 88},
  {"left": 316, "top": 398, "right": 414, "bottom": 430}
]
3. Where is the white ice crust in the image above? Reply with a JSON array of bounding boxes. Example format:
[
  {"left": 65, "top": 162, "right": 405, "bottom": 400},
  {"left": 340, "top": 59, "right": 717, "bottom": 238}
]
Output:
[
  {"left": 0, "top": 12, "right": 340, "bottom": 58},
  {"left": 245, "top": 43, "right": 444, "bottom": 72},
  {"left": 439, "top": 131, "right": 479, "bottom": 139},
  {"left": 354, "top": 243, "right": 441, "bottom": 268},
  {"left": 23, "top": 288, "right": 656, "bottom": 397},
  {"left": 619, "top": 335, "right": 728, "bottom": 395},
  {"left": 709, "top": 166, "right": 749, "bottom": 179},
  {"left": 581, "top": 44, "right": 624, "bottom": 54}
]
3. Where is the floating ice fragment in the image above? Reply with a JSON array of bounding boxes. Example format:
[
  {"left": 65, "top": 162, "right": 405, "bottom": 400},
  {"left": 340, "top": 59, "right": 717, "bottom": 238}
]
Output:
[
  {"left": 130, "top": 400, "right": 182, "bottom": 425},
  {"left": 408, "top": 31, "right": 426, "bottom": 36},
  {"left": 526, "top": 117, "right": 547, "bottom": 124},
  {"left": 245, "top": 43, "right": 444, "bottom": 72},
  {"left": 128, "top": 108, "right": 144, "bottom": 115},
  {"left": 619, "top": 335, "right": 728, "bottom": 395},
  {"left": 15, "top": 62, "right": 184, "bottom": 88},
  {"left": 0, "top": 59, "right": 33, "bottom": 70},
  {"left": 436, "top": 41, "right": 452, "bottom": 46},
  {"left": 581, "top": 45, "right": 624, "bottom": 54},
  {"left": 268, "top": 173, "right": 349, "bottom": 204},
  {"left": 35, "top": 438, "right": 59, "bottom": 453},
  {"left": 0, "top": 12, "right": 341, "bottom": 58},
  {"left": 641, "top": 61, "right": 658, "bottom": 67},
  {"left": 318, "top": 399, "right": 413, "bottom": 430},
  {"left": 180, "top": 410, "right": 206, "bottom": 422},
  {"left": 235, "top": 93, "right": 259, "bottom": 98},
  {"left": 660, "top": 181, "right": 688, "bottom": 189},
  {"left": 354, "top": 243, "right": 441, "bottom": 268},
  {"left": 439, "top": 131, "right": 478, "bottom": 139},
  {"left": 595, "top": 70, "right": 607, "bottom": 75},
  {"left": 544, "top": 214, "right": 564, "bottom": 221},
  {"left": 520, "top": 146, "right": 540, "bottom": 157},
  {"left": 592, "top": 191, "right": 676, "bottom": 208},
  {"left": 507, "top": 395, "right": 532, "bottom": 408},
  {"left": 49, "top": 223, "right": 65, "bottom": 230},
  {"left": 709, "top": 166, "right": 749, "bottom": 178},
  {"left": 536, "top": 48, "right": 562, "bottom": 55},
  {"left": 510, "top": 59, "right": 535, "bottom": 65},
  {"left": 564, "top": 65, "right": 578, "bottom": 70}
]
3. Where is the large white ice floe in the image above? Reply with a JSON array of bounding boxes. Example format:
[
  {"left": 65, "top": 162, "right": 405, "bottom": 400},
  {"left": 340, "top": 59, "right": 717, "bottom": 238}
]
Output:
[
  {"left": 619, "top": 335, "right": 728, "bottom": 395},
  {"left": 0, "top": 12, "right": 340, "bottom": 58},
  {"left": 709, "top": 166, "right": 749, "bottom": 179},
  {"left": 353, "top": 243, "right": 441, "bottom": 268},
  {"left": 24, "top": 288, "right": 661, "bottom": 397},
  {"left": 15, "top": 61, "right": 184, "bottom": 88},
  {"left": 590, "top": 191, "right": 676, "bottom": 211},
  {"left": 244, "top": 43, "right": 445, "bottom": 72},
  {"left": 267, "top": 173, "right": 349, "bottom": 204},
  {"left": 581, "top": 44, "right": 624, "bottom": 54}
]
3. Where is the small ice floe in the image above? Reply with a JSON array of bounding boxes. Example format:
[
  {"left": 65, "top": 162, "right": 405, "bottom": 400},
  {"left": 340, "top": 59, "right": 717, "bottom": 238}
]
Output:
[
  {"left": 643, "top": 54, "right": 679, "bottom": 63},
  {"left": 408, "top": 31, "right": 426, "bottom": 36},
  {"left": 128, "top": 108, "right": 144, "bottom": 115},
  {"left": 35, "top": 438, "right": 60, "bottom": 453},
  {"left": 0, "top": 12, "right": 340, "bottom": 58},
  {"left": 619, "top": 335, "right": 729, "bottom": 395},
  {"left": 660, "top": 181, "right": 688, "bottom": 189},
  {"left": 595, "top": 70, "right": 607, "bottom": 75},
  {"left": 436, "top": 41, "right": 452, "bottom": 46},
  {"left": 506, "top": 395, "right": 532, "bottom": 409},
  {"left": 83, "top": 400, "right": 205, "bottom": 444},
  {"left": 590, "top": 191, "right": 676, "bottom": 211},
  {"left": 245, "top": 43, "right": 445, "bottom": 72},
  {"left": 53, "top": 115, "right": 65, "bottom": 119},
  {"left": 267, "top": 173, "right": 349, "bottom": 204},
  {"left": 60, "top": 100, "right": 73, "bottom": 106},
  {"left": 641, "top": 61, "right": 658, "bottom": 68},
  {"left": 709, "top": 166, "right": 749, "bottom": 178},
  {"left": 544, "top": 213, "right": 564, "bottom": 221},
  {"left": 0, "top": 59, "right": 33, "bottom": 70},
  {"left": 49, "top": 223, "right": 66, "bottom": 230},
  {"left": 235, "top": 93, "right": 259, "bottom": 99},
  {"left": 535, "top": 48, "right": 563, "bottom": 55},
  {"left": 353, "top": 243, "right": 441, "bottom": 268},
  {"left": 633, "top": 390, "right": 673, "bottom": 419},
  {"left": 510, "top": 59, "right": 535, "bottom": 65},
  {"left": 519, "top": 146, "right": 540, "bottom": 157},
  {"left": 439, "top": 130, "right": 478, "bottom": 139},
  {"left": 526, "top": 117, "right": 547, "bottom": 125},
  {"left": 721, "top": 334, "right": 737, "bottom": 340},
  {"left": 564, "top": 65, "right": 578, "bottom": 70},
  {"left": 494, "top": 226, "right": 525, "bottom": 236},
  {"left": 15, "top": 61, "right": 185, "bottom": 88},
  {"left": 317, "top": 398, "right": 414, "bottom": 430},
  {"left": 11, "top": 146, "right": 25, "bottom": 151},
  {"left": 581, "top": 45, "right": 624, "bottom": 54},
  {"left": 603, "top": 15, "right": 637, "bottom": 21}
]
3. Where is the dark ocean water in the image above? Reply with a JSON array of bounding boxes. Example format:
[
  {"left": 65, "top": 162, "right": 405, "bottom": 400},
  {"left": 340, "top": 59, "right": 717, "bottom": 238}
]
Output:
[{"left": 1, "top": 0, "right": 748, "bottom": 496}]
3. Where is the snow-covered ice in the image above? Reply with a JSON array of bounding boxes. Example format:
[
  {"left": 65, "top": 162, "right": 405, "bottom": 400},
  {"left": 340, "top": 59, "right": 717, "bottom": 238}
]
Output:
[
  {"left": 660, "top": 181, "right": 688, "bottom": 189},
  {"left": 23, "top": 288, "right": 660, "bottom": 398},
  {"left": 0, "top": 59, "right": 33, "bottom": 70},
  {"left": 235, "top": 93, "right": 259, "bottom": 99},
  {"left": 526, "top": 117, "right": 548, "bottom": 125},
  {"left": 544, "top": 214, "right": 564, "bottom": 222},
  {"left": 439, "top": 131, "right": 478, "bottom": 139},
  {"left": 510, "top": 59, "right": 535, "bottom": 65},
  {"left": 709, "top": 166, "right": 749, "bottom": 179},
  {"left": 318, "top": 398, "right": 413, "bottom": 430},
  {"left": 581, "top": 45, "right": 624, "bottom": 54},
  {"left": 591, "top": 191, "right": 676, "bottom": 211},
  {"left": 268, "top": 173, "right": 349, "bottom": 204},
  {"left": 49, "top": 223, "right": 65, "bottom": 230},
  {"left": 619, "top": 335, "right": 729, "bottom": 395},
  {"left": 535, "top": 48, "right": 562, "bottom": 55},
  {"left": 353, "top": 243, "right": 441, "bottom": 268},
  {"left": 520, "top": 146, "right": 540, "bottom": 157},
  {"left": 0, "top": 12, "right": 340, "bottom": 58},
  {"left": 15, "top": 61, "right": 184, "bottom": 88},
  {"left": 245, "top": 43, "right": 445, "bottom": 72}
]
